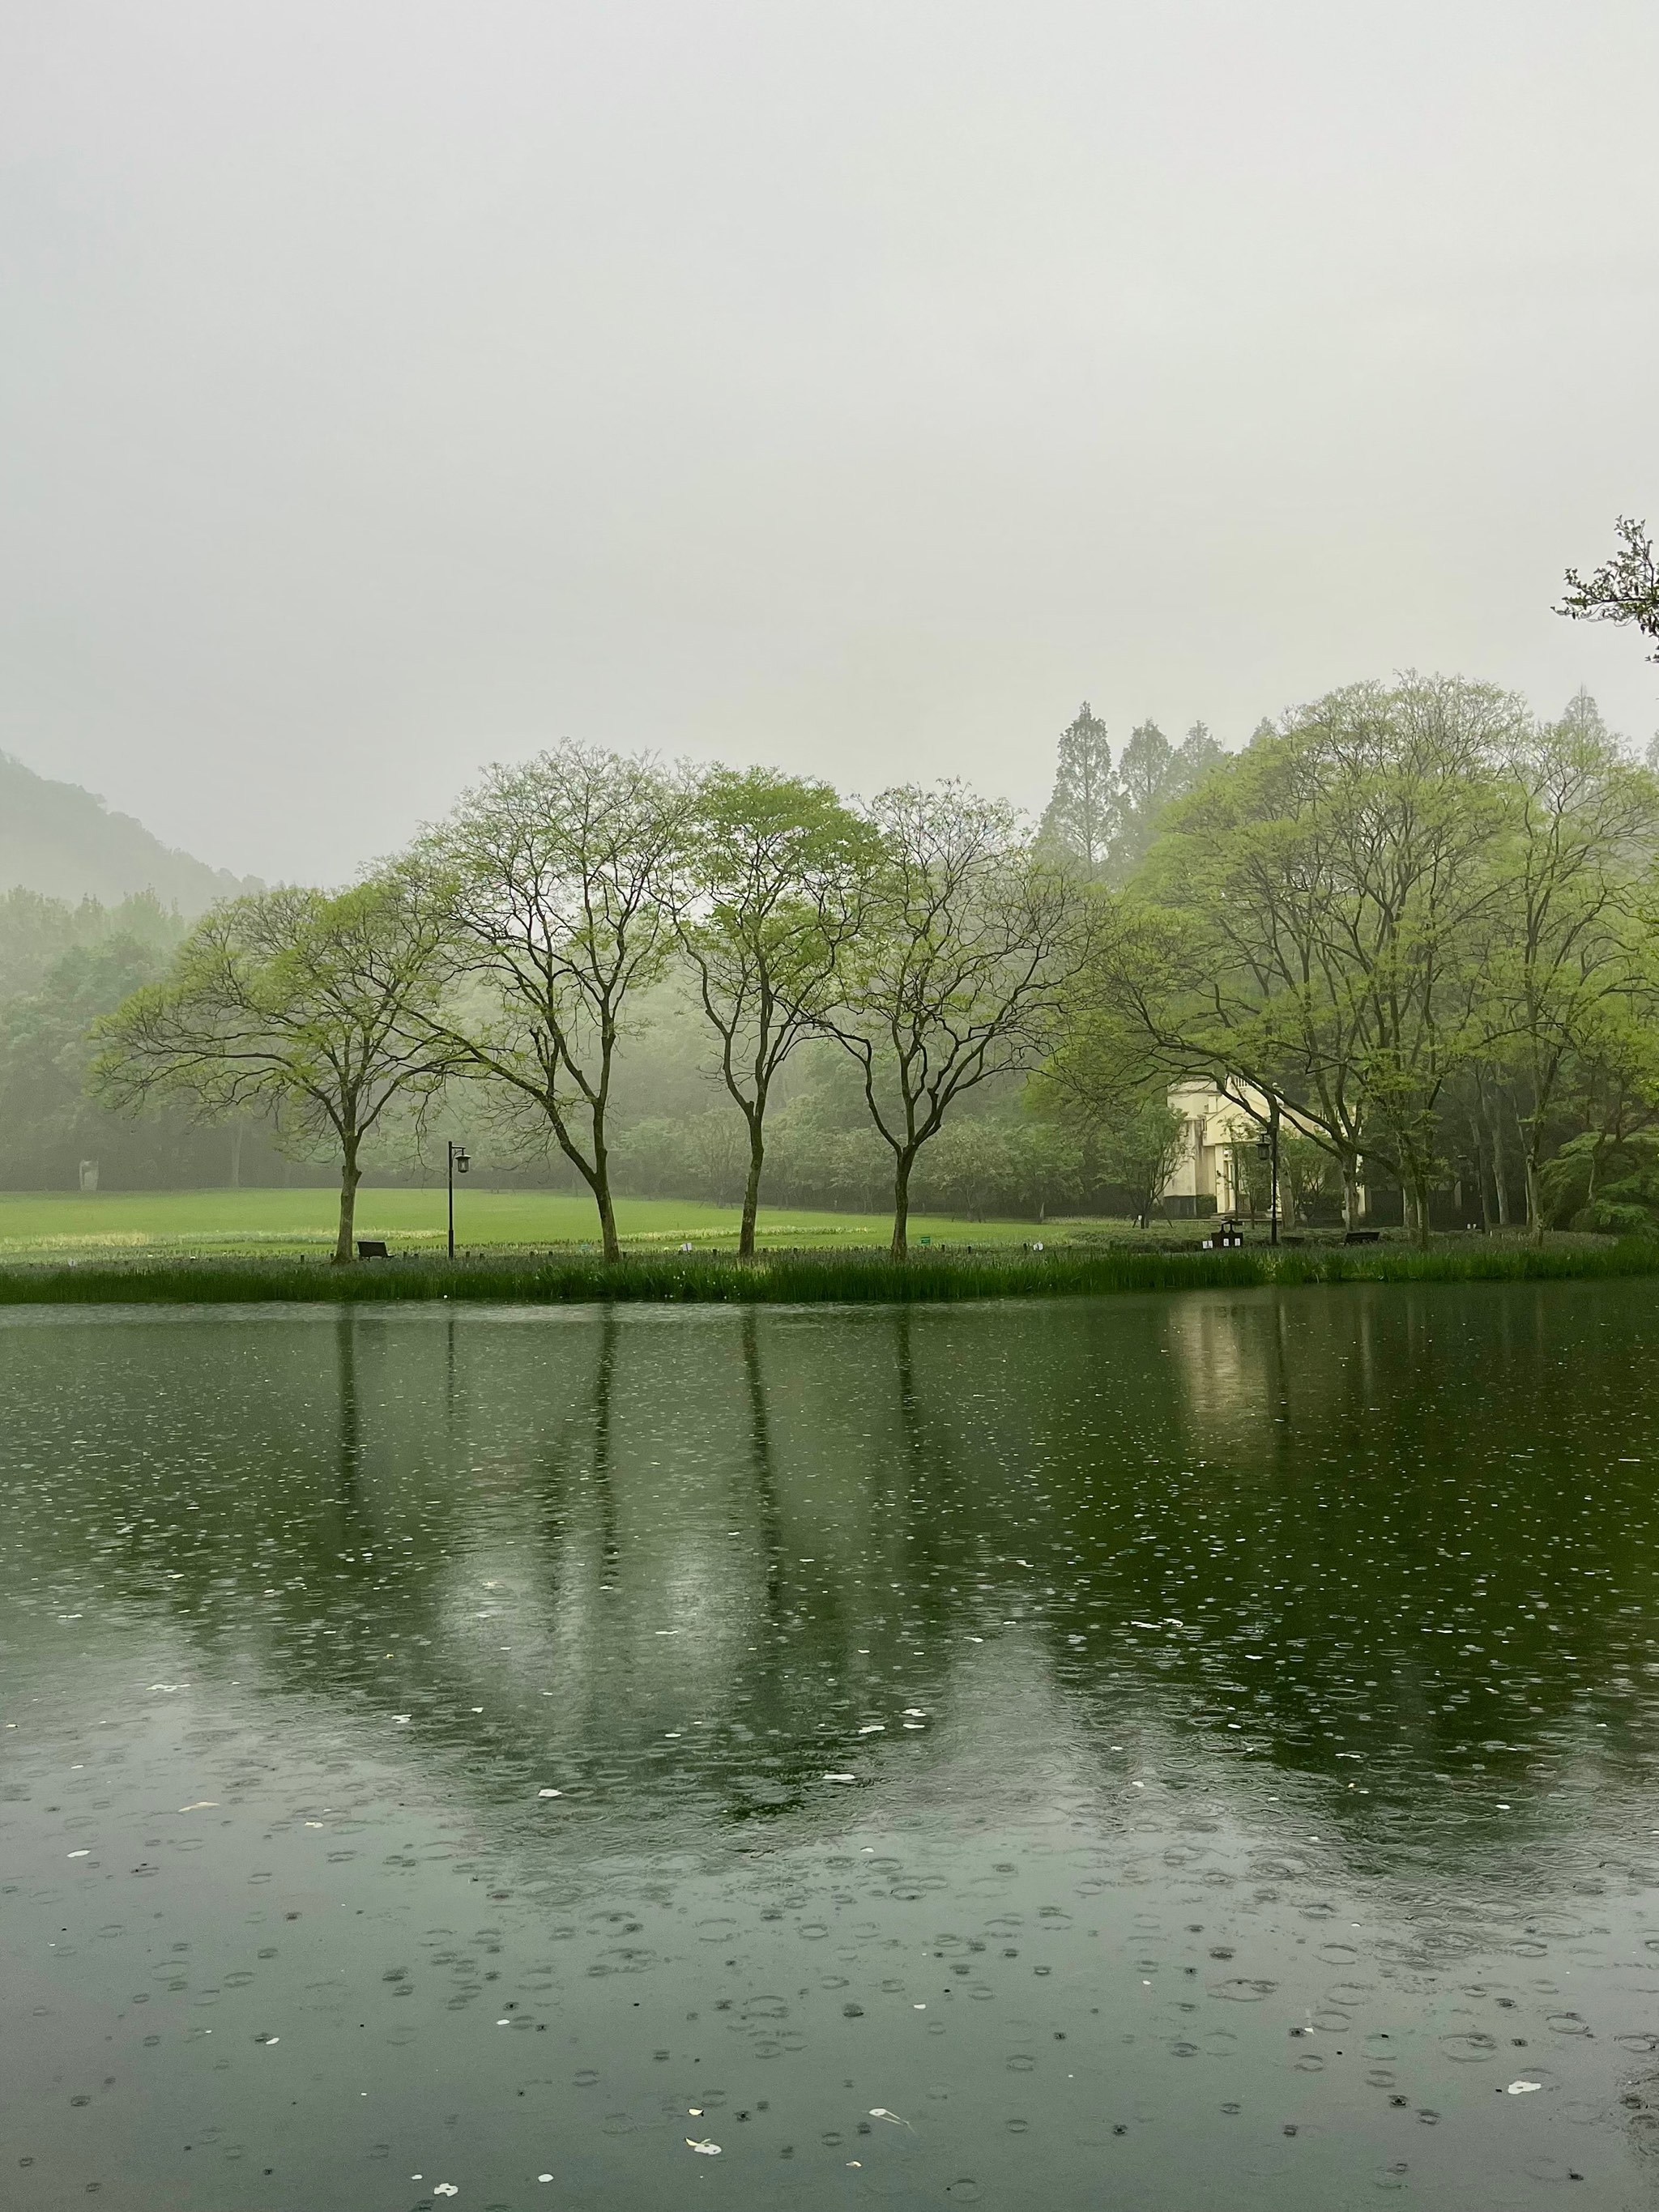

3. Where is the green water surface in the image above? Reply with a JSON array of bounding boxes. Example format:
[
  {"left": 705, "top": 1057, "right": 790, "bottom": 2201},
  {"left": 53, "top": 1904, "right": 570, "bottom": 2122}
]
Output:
[{"left": 4, "top": 1284, "right": 1659, "bottom": 2210}]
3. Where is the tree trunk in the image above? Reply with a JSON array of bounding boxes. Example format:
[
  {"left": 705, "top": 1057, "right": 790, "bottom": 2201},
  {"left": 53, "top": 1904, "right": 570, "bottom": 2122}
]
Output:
[
  {"left": 739, "top": 1120, "right": 764, "bottom": 1261},
  {"left": 1512, "top": 1110, "right": 1533, "bottom": 1234},
  {"left": 1524, "top": 1149, "right": 1544, "bottom": 1246},
  {"left": 890, "top": 1152, "right": 914, "bottom": 1261},
  {"left": 1343, "top": 1160, "right": 1362, "bottom": 1230},
  {"left": 594, "top": 1176, "right": 621, "bottom": 1264},
  {"left": 1470, "top": 1116, "right": 1495, "bottom": 1230},
  {"left": 231, "top": 1125, "right": 243, "bottom": 1190},
  {"left": 334, "top": 1141, "right": 361, "bottom": 1264},
  {"left": 1408, "top": 1175, "right": 1431, "bottom": 1250},
  {"left": 1490, "top": 1109, "right": 1511, "bottom": 1226},
  {"left": 584, "top": 1110, "right": 622, "bottom": 1262}
]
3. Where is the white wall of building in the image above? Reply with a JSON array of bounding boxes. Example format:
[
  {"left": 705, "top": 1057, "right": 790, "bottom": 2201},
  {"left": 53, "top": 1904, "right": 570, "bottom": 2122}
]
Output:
[{"left": 1158, "top": 1079, "right": 1359, "bottom": 1221}]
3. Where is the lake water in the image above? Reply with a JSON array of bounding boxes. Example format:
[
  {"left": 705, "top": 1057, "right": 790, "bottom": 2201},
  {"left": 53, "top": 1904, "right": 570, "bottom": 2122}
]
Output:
[{"left": 5, "top": 1285, "right": 1659, "bottom": 2210}]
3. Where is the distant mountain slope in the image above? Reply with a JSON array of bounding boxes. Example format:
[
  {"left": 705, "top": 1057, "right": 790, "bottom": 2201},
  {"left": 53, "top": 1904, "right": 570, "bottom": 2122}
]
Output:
[{"left": 0, "top": 753, "right": 258, "bottom": 913}]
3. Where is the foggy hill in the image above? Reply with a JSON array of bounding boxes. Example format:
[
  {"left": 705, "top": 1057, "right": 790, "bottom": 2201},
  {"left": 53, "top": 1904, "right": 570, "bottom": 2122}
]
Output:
[{"left": 0, "top": 753, "right": 257, "bottom": 913}]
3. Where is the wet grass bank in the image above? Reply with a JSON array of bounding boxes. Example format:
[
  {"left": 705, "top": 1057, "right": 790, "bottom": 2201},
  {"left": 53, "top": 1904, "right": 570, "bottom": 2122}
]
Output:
[{"left": 2, "top": 1237, "right": 1657, "bottom": 1306}]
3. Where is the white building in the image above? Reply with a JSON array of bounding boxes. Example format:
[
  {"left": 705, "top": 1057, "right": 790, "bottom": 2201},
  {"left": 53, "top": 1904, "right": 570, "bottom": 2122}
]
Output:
[
  {"left": 1159, "top": 1079, "right": 1252, "bottom": 1217},
  {"left": 1158, "top": 1078, "right": 1360, "bottom": 1220}
]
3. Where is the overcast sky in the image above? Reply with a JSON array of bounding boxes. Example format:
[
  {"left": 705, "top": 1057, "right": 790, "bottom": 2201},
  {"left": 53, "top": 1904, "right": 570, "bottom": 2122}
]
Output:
[{"left": 3, "top": 0, "right": 1657, "bottom": 883}]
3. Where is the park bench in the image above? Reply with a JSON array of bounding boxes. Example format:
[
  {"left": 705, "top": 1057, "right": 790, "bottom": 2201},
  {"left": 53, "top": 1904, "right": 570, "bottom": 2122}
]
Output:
[{"left": 356, "top": 1239, "right": 390, "bottom": 1260}]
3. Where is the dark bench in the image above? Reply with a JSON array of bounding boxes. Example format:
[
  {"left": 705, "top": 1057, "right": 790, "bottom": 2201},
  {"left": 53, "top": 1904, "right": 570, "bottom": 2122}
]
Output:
[
  {"left": 356, "top": 1239, "right": 390, "bottom": 1260},
  {"left": 1342, "top": 1229, "right": 1380, "bottom": 1245}
]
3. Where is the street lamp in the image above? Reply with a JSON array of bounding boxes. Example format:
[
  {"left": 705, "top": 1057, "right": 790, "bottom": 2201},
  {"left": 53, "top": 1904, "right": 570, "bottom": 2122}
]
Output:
[
  {"left": 447, "top": 1141, "right": 470, "bottom": 1260},
  {"left": 1255, "top": 1120, "right": 1280, "bottom": 1247}
]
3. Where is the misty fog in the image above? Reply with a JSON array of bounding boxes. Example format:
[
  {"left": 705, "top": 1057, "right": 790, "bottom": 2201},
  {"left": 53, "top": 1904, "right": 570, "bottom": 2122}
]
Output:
[{"left": 3, "top": 0, "right": 1657, "bottom": 884}]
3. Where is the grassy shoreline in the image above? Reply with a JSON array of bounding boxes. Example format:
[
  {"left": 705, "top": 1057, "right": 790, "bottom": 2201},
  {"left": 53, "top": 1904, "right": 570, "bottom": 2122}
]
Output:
[{"left": 2, "top": 1238, "right": 1656, "bottom": 1306}]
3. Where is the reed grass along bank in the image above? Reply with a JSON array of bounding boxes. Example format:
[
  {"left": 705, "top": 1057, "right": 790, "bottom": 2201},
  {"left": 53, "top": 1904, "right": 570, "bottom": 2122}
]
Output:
[{"left": 2, "top": 1238, "right": 1657, "bottom": 1307}]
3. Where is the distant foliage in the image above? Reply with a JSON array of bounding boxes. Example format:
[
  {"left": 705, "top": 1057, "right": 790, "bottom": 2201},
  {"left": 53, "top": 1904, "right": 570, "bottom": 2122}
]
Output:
[
  {"left": 0, "top": 892, "right": 241, "bottom": 1189},
  {"left": 1038, "top": 704, "right": 1118, "bottom": 873},
  {"left": 1038, "top": 707, "right": 1225, "bottom": 881},
  {"left": 0, "top": 887, "right": 184, "bottom": 999},
  {"left": 22, "top": 659, "right": 1659, "bottom": 1264},
  {"left": 1060, "top": 675, "right": 1659, "bottom": 1246}
]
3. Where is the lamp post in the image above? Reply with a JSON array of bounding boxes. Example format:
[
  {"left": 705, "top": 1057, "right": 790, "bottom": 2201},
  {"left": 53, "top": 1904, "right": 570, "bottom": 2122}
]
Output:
[
  {"left": 447, "top": 1141, "right": 470, "bottom": 1260},
  {"left": 1256, "top": 1114, "right": 1281, "bottom": 1247}
]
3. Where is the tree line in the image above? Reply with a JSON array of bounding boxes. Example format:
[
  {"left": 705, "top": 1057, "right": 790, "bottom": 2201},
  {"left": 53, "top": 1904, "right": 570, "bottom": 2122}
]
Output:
[
  {"left": 65, "top": 511, "right": 1659, "bottom": 1259},
  {"left": 0, "top": 889, "right": 258, "bottom": 1192},
  {"left": 1052, "top": 676, "right": 1659, "bottom": 1245},
  {"left": 93, "top": 763, "right": 1091, "bottom": 1260},
  {"left": 85, "top": 671, "right": 1659, "bottom": 1261}
]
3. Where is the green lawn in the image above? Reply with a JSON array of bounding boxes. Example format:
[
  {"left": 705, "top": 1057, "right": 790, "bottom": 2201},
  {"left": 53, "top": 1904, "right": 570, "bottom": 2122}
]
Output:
[{"left": 0, "top": 1187, "right": 1098, "bottom": 1260}]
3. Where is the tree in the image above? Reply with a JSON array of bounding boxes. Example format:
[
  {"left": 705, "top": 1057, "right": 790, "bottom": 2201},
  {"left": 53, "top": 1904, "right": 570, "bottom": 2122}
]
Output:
[
  {"left": 1175, "top": 719, "right": 1226, "bottom": 784},
  {"left": 93, "top": 880, "right": 454, "bottom": 1260},
  {"left": 1107, "top": 720, "right": 1175, "bottom": 878},
  {"left": 1558, "top": 517, "right": 1659, "bottom": 659},
  {"left": 1095, "top": 1093, "right": 1187, "bottom": 1224},
  {"left": 412, "top": 744, "right": 691, "bottom": 1262},
  {"left": 1077, "top": 676, "right": 1525, "bottom": 1243},
  {"left": 0, "top": 893, "right": 201, "bottom": 1189},
  {"left": 1277, "top": 1133, "right": 1336, "bottom": 1228},
  {"left": 761, "top": 1093, "right": 890, "bottom": 1213},
  {"left": 610, "top": 1106, "right": 750, "bottom": 1204},
  {"left": 1486, "top": 693, "right": 1659, "bottom": 1240},
  {"left": 667, "top": 767, "right": 874, "bottom": 1257},
  {"left": 1107, "top": 718, "right": 1226, "bottom": 878},
  {"left": 1031, "top": 969, "right": 1186, "bottom": 1221},
  {"left": 0, "top": 935, "right": 177, "bottom": 1188},
  {"left": 0, "top": 887, "right": 184, "bottom": 1000},
  {"left": 1038, "top": 703, "right": 1118, "bottom": 874},
  {"left": 818, "top": 785, "right": 1087, "bottom": 1258}
]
